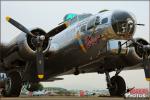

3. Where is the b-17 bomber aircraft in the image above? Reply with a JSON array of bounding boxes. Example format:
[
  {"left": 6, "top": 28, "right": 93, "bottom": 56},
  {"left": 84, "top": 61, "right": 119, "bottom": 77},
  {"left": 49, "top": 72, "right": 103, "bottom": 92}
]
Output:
[{"left": 0, "top": 10, "right": 150, "bottom": 97}]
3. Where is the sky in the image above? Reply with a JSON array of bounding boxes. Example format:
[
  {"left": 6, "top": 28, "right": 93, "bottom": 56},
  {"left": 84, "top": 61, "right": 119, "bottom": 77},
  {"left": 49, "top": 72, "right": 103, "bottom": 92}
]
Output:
[{"left": 1, "top": 1, "right": 150, "bottom": 90}]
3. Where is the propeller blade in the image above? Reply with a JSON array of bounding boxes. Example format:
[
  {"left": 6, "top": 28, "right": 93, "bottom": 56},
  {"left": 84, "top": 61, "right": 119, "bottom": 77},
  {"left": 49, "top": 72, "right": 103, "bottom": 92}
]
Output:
[
  {"left": 143, "top": 54, "right": 150, "bottom": 81},
  {"left": 144, "top": 67, "right": 150, "bottom": 81},
  {"left": 45, "top": 22, "right": 68, "bottom": 39},
  {"left": 6, "top": 16, "right": 36, "bottom": 37},
  {"left": 136, "top": 24, "right": 145, "bottom": 26},
  {"left": 36, "top": 47, "right": 44, "bottom": 79}
]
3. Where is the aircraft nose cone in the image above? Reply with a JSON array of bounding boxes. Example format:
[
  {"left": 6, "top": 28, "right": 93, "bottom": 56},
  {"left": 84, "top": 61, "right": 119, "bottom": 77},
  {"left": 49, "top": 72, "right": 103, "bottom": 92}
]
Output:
[{"left": 111, "top": 11, "right": 135, "bottom": 37}]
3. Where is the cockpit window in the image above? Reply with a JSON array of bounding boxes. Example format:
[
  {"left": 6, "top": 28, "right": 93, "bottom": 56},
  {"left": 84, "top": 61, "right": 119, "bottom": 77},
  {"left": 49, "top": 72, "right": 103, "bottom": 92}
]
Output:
[
  {"left": 78, "top": 14, "right": 92, "bottom": 21},
  {"left": 63, "top": 13, "right": 92, "bottom": 26},
  {"left": 64, "top": 13, "right": 77, "bottom": 21},
  {"left": 101, "top": 18, "right": 108, "bottom": 24}
]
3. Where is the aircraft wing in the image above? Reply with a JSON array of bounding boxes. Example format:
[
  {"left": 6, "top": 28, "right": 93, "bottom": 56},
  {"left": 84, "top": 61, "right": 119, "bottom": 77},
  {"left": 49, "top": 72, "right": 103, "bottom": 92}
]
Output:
[
  {"left": 0, "top": 43, "right": 8, "bottom": 71},
  {"left": 41, "top": 77, "right": 64, "bottom": 82},
  {"left": 0, "top": 43, "right": 6, "bottom": 59}
]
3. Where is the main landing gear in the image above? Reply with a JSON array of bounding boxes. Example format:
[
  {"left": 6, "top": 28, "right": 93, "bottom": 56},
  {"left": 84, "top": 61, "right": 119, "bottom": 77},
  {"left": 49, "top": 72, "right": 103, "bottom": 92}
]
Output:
[
  {"left": 1, "top": 71, "right": 22, "bottom": 97},
  {"left": 105, "top": 70, "right": 126, "bottom": 97}
]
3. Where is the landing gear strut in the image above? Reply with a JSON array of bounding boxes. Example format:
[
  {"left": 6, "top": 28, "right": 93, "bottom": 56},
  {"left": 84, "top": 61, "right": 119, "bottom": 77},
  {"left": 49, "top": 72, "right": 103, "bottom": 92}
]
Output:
[
  {"left": 105, "top": 71, "right": 126, "bottom": 96},
  {"left": 1, "top": 71, "right": 22, "bottom": 97},
  {"left": 74, "top": 67, "right": 80, "bottom": 75}
]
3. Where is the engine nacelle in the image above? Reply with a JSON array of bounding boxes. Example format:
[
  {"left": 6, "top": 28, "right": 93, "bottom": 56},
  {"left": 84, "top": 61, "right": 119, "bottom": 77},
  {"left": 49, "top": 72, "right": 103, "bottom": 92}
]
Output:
[
  {"left": 107, "top": 38, "right": 149, "bottom": 66},
  {"left": 17, "top": 28, "right": 49, "bottom": 60},
  {"left": 3, "top": 28, "right": 50, "bottom": 67},
  {"left": 125, "top": 38, "right": 149, "bottom": 65}
]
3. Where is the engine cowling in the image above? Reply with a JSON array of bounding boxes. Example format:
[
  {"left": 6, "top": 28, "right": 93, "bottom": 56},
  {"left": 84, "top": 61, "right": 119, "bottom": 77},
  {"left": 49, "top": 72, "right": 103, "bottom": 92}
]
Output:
[
  {"left": 17, "top": 28, "right": 49, "bottom": 60},
  {"left": 107, "top": 38, "right": 149, "bottom": 66},
  {"left": 3, "top": 28, "right": 50, "bottom": 68},
  {"left": 125, "top": 38, "right": 149, "bottom": 65}
]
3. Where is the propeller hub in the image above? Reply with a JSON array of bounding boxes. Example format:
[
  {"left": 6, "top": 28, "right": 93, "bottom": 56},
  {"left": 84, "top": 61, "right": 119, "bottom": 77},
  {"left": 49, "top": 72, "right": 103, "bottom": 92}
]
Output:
[{"left": 39, "top": 35, "right": 45, "bottom": 41}]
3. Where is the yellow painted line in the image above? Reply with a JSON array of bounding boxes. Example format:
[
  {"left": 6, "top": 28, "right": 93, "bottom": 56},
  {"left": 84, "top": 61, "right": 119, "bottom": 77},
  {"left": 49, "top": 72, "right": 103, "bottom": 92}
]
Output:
[
  {"left": 76, "top": 32, "right": 87, "bottom": 53},
  {"left": 76, "top": 31, "right": 81, "bottom": 39},
  {"left": 80, "top": 44, "right": 87, "bottom": 53}
]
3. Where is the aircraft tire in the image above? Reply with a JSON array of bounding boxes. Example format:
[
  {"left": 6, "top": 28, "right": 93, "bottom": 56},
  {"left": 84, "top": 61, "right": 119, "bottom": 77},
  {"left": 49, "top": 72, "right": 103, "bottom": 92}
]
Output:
[
  {"left": 108, "top": 75, "right": 126, "bottom": 97},
  {"left": 1, "top": 71, "right": 22, "bottom": 97}
]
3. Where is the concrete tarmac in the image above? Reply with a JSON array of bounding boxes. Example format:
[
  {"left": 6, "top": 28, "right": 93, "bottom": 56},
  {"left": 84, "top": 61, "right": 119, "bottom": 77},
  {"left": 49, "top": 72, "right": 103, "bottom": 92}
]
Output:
[{"left": 0, "top": 96, "right": 124, "bottom": 100}]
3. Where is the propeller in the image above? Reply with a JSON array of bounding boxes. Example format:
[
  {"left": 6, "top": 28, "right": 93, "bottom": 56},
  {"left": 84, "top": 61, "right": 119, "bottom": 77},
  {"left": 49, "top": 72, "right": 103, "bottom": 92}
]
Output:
[
  {"left": 35, "top": 36, "right": 45, "bottom": 79},
  {"left": 5, "top": 16, "right": 53, "bottom": 79},
  {"left": 131, "top": 39, "right": 150, "bottom": 81},
  {"left": 142, "top": 46, "right": 150, "bottom": 81},
  {"left": 6, "top": 16, "right": 36, "bottom": 37}
]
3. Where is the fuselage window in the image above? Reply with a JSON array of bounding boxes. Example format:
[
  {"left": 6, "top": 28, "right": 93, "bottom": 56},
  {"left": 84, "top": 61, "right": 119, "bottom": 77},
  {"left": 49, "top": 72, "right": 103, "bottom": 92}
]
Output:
[
  {"left": 80, "top": 25, "right": 86, "bottom": 32},
  {"left": 101, "top": 18, "right": 108, "bottom": 24}
]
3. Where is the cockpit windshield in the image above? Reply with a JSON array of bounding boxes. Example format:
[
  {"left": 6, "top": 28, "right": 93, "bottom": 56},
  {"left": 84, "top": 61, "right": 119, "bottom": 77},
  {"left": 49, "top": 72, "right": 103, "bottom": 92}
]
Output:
[
  {"left": 63, "top": 13, "right": 77, "bottom": 21},
  {"left": 63, "top": 13, "right": 92, "bottom": 25}
]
